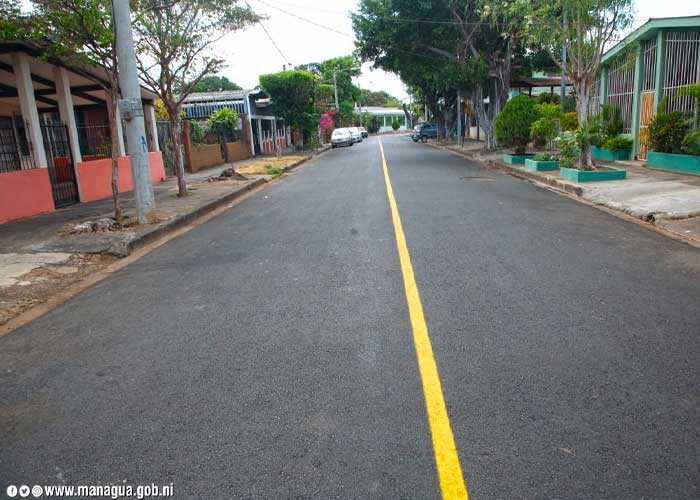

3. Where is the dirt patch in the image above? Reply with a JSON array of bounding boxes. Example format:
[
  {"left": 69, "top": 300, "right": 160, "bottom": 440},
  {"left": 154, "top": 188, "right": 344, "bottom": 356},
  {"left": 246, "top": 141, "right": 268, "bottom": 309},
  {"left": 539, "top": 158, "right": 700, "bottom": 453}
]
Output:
[
  {"left": 0, "top": 254, "right": 116, "bottom": 326},
  {"left": 237, "top": 156, "right": 307, "bottom": 175}
]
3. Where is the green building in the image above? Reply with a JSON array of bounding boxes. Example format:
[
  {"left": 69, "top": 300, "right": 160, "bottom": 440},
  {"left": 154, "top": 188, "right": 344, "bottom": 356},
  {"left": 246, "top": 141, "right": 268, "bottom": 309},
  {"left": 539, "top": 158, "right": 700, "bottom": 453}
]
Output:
[{"left": 596, "top": 16, "right": 700, "bottom": 160}]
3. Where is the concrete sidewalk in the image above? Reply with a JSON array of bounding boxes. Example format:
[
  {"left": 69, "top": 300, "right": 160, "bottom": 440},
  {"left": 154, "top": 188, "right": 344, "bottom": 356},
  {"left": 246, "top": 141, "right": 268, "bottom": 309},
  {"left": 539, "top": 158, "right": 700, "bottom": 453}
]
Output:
[{"left": 434, "top": 140, "right": 700, "bottom": 247}]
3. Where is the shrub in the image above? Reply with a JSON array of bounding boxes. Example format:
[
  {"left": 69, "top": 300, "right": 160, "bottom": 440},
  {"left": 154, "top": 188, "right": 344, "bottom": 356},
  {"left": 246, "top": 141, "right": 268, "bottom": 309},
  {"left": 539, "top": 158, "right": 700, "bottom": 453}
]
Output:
[
  {"left": 555, "top": 131, "right": 580, "bottom": 169},
  {"left": 535, "top": 103, "right": 561, "bottom": 120},
  {"left": 560, "top": 112, "right": 578, "bottom": 131},
  {"left": 494, "top": 94, "right": 537, "bottom": 154},
  {"left": 533, "top": 153, "right": 559, "bottom": 161},
  {"left": 188, "top": 120, "right": 206, "bottom": 144},
  {"left": 530, "top": 117, "right": 556, "bottom": 149},
  {"left": 391, "top": 118, "right": 400, "bottom": 131},
  {"left": 367, "top": 116, "right": 381, "bottom": 134},
  {"left": 682, "top": 130, "right": 700, "bottom": 156},
  {"left": 602, "top": 136, "right": 633, "bottom": 151},
  {"left": 265, "top": 165, "right": 283, "bottom": 178},
  {"left": 649, "top": 110, "right": 689, "bottom": 154},
  {"left": 600, "top": 104, "right": 623, "bottom": 138},
  {"left": 208, "top": 108, "right": 240, "bottom": 143},
  {"left": 536, "top": 93, "right": 560, "bottom": 105}
]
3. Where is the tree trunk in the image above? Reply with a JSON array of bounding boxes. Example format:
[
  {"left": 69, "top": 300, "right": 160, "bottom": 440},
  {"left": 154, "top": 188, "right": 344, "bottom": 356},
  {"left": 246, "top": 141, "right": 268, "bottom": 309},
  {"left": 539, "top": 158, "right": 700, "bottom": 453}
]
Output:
[
  {"left": 473, "top": 86, "right": 497, "bottom": 150},
  {"left": 168, "top": 111, "right": 188, "bottom": 196},
  {"left": 105, "top": 90, "right": 121, "bottom": 222},
  {"left": 576, "top": 79, "right": 593, "bottom": 168}
]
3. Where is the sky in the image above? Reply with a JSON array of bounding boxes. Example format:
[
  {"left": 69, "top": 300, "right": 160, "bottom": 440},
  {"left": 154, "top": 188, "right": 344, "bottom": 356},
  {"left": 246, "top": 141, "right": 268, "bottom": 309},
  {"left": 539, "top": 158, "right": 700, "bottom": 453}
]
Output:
[{"left": 216, "top": 0, "right": 700, "bottom": 103}]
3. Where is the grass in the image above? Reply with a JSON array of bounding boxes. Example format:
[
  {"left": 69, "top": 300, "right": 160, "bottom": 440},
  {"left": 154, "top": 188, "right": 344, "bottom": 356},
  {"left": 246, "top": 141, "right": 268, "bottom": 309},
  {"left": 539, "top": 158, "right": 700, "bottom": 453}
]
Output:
[
  {"left": 236, "top": 155, "right": 306, "bottom": 175},
  {"left": 265, "top": 165, "right": 283, "bottom": 178}
]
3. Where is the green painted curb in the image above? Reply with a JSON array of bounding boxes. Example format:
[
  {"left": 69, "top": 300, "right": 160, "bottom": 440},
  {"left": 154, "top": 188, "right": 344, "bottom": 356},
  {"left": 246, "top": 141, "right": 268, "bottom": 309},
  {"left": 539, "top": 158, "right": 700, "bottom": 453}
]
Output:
[
  {"left": 503, "top": 153, "right": 535, "bottom": 164},
  {"left": 647, "top": 152, "right": 700, "bottom": 176},
  {"left": 559, "top": 166, "right": 627, "bottom": 182},
  {"left": 524, "top": 159, "right": 560, "bottom": 171},
  {"left": 592, "top": 145, "right": 632, "bottom": 162}
]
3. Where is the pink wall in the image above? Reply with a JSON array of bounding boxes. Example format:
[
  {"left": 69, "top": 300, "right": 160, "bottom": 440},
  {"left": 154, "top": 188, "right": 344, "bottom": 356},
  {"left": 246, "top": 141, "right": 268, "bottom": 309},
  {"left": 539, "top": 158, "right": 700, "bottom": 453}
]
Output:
[
  {"left": 77, "top": 152, "right": 166, "bottom": 203},
  {"left": 0, "top": 168, "right": 55, "bottom": 223}
]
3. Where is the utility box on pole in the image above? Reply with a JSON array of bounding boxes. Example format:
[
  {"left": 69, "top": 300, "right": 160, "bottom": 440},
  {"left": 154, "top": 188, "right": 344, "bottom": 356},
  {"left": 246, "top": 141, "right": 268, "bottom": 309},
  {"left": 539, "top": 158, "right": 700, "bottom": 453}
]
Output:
[{"left": 113, "top": 0, "right": 156, "bottom": 224}]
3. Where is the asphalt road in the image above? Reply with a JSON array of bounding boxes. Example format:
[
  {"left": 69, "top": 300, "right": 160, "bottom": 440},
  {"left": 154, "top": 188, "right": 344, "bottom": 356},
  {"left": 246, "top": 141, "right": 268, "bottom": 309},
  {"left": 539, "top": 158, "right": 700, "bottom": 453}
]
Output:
[{"left": 2, "top": 135, "right": 700, "bottom": 499}]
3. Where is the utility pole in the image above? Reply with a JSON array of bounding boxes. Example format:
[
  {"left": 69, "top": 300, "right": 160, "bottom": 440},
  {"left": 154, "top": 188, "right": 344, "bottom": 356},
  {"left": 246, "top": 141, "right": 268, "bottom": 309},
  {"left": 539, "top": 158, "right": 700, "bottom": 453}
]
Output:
[
  {"left": 112, "top": 0, "right": 155, "bottom": 224},
  {"left": 560, "top": 7, "right": 567, "bottom": 108},
  {"left": 333, "top": 71, "right": 339, "bottom": 110},
  {"left": 456, "top": 91, "right": 462, "bottom": 147}
]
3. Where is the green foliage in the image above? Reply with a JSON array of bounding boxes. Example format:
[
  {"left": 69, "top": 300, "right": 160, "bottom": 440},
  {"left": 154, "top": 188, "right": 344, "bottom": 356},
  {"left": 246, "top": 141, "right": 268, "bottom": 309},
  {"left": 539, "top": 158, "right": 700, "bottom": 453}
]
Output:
[
  {"left": 391, "top": 118, "right": 400, "bottom": 131},
  {"left": 188, "top": 120, "right": 206, "bottom": 144},
  {"left": 535, "top": 103, "right": 561, "bottom": 120},
  {"left": 536, "top": 93, "right": 560, "bottom": 105},
  {"left": 676, "top": 84, "right": 700, "bottom": 129},
  {"left": 555, "top": 131, "right": 580, "bottom": 169},
  {"left": 560, "top": 112, "right": 579, "bottom": 131},
  {"left": 367, "top": 116, "right": 381, "bottom": 134},
  {"left": 360, "top": 89, "right": 401, "bottom": 107},
  {"left": 682, "top": 130, "right": 700, "bottom": 156},
  {"left": 265, "top": 165, "right": 283, "bottom": 178},
  {"left": 208, "top": 108, "right": 240, "bottom": 142},
  {"left": 260, "top": 70, "right": 317, "bottom": 142},
  {"left": 192, "top": 75, "right": 242, "bottom": 92},
  {"left": 599, "top": 104, "right": 623, "bottom": 138},
  {"left": 337, "top": 101, "right": 356, "bottom": 127},
  {"left": 530, "top": 118, "right": 556, "bottom": 149},
  {"left": 602, "top": 136, "right": 633, "bottom": 151},
  {"left": 297, "top": 55, "right": 360, "bottom": 103},
  {"left": 494, "top": 94, "right": 537, "bottom": 154},
  {"left": 650, "top": 110, "right": 689, "bottom": 154}
]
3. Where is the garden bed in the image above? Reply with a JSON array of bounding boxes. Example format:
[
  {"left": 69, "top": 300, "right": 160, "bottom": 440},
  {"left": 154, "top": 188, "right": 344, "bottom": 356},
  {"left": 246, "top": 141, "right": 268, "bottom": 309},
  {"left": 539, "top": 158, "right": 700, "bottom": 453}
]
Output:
[
  {"left": 503, "top": 153, "right": 535, "bottom": 164},
  {"left": 524, "top": 158, "right": 560, "bottom": 171},
  {"left": 647, "top": 152, "right": 700, "bottom": 176},
  {"left": 559, "top": 166, "right": 626, "bottom": 182},
  {"left": 592, "top": 145, "right": 631, "bottom": 162}
]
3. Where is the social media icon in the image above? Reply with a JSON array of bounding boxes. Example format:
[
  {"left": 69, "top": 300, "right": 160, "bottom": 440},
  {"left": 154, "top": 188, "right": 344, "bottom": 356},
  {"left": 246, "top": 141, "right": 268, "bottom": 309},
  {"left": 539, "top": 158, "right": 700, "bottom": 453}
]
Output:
[
  {"left": 31, "top": 485, "right": 43, "bottom": 497},
  {"left": 7, "top": 485, "right": 18, "bottom": 498},
  {"left": 19, "top": 485, "right": 30, "bottom": 497}
]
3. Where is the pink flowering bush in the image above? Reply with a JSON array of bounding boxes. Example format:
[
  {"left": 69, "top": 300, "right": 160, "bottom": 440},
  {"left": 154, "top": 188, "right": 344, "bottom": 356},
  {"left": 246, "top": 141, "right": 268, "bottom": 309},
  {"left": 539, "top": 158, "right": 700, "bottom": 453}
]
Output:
[{"left": 320, "top": 111, "right": 336, "bottom": 142}]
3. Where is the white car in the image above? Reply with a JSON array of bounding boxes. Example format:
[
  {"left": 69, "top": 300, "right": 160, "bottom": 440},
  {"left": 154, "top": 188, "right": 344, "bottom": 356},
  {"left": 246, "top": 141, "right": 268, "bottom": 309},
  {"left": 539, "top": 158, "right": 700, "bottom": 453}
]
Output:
[
  {"left": 359, "top": 127, "right": 368, "bottom": 138},
  {"left": 349, "top": 127, "right": 363, "bottom": 143},
  {"left": 331, "top": 128, "right": 353, "bottom": 148}
]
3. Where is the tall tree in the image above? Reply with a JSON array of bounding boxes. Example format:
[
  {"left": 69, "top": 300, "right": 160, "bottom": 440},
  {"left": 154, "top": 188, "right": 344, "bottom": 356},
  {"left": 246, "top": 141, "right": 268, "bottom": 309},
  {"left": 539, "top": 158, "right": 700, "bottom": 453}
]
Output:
[
  {"left": 192, "top": 75, "right": 242, "bottom": 92},
  {"left": 31, "top": 0, "right": 124, "bottom": 221},
  {"left": 297, "top": 56, "right": 361, "bottom": 105},
  {"left": 132, "top": 0, "right": 257, "bottom": 196},
  {"left": 519, "top": 0, "right": 634, "bottom": 166}
]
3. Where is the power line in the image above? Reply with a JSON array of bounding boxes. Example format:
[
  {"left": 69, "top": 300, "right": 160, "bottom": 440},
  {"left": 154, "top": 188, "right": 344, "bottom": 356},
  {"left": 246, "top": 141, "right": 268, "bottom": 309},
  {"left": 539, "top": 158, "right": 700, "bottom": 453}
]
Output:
[
  {"left": 252, "top": 0, "right": 354, "bottom": 37},
  {"left": 245, "top": 0, "right": 292, "bottom": 66}
]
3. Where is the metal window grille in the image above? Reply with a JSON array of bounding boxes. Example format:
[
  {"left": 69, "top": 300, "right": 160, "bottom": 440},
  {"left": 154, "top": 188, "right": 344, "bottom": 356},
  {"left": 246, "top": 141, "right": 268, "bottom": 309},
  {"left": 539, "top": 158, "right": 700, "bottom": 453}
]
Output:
[
  {"left": 606, "top": 54, "right": 636, "bottom": 134},
  {"left": 77, "top": 123, "right": 114, "bottom": 159},
  {"left": 642, "top": 39, "right": 658, "bottom": 92},
  {"left": 663, "top": 30, "right": 700, "bottom": 113},
  {"left": 0, "top": 117, "right": 35, "bottom": 172},
  {"left": 182, "top": 101, "right": 246, "bottom": 120},
  {"left": 589, "top": 76, "right": 601, "bottom": 117}
]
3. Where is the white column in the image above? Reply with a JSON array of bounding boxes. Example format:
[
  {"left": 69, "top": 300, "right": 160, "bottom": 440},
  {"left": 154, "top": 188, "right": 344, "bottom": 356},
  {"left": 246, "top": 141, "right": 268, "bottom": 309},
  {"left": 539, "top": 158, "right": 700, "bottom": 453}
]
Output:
[
  {"left": 11, "top": 52, "right": 47, "bottom": 168},
  {"left": 54, "top": 67, "right": 82, "bottom": 163},
  {"left": 143, "top": 104, "right": 159, "bottom": 152},
  {"left": 256, "top": 119, "right": 263, "bottom": 154},
  {"left": 114, "top": 106, "right": 126, "bottom": 156}
]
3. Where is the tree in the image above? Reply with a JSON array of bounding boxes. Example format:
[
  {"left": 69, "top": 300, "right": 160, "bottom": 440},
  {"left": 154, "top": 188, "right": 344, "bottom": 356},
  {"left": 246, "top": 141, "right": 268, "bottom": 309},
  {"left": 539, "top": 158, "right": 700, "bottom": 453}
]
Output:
[
  {"left": 208, "top": 108, "right": 240, "bottom": 143},
  {"left": 360, "top": 89, "right": 401, "bottom": 107},
  {"left": 192, "top": 75, "right": 242, "bottom": 92},
  {"left": 521, "top": 0, "right": 634, "bottom": 166},
  {"left": 260, "top": 70, "right": 318, "bottom": 148},
  {"left": 31, "top": 0, "right": 124, "bottom": 221},
  {"left": 391, "top": 118, "right": 400, "bottom": 131},
  {"left": 132, "top": 0, "right": 257, "bottom": 196},
  {"left": 298, "top": 56, "right": 361, "bottom": 105},
  {"left": 494, "top": 94, "right": 537, "bottom": 154}
]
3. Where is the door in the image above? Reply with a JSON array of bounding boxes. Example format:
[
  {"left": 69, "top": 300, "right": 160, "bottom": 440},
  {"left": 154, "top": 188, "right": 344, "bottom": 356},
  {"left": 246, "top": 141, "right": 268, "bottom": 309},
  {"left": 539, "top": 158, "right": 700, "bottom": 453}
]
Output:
[
  {"left": 41, "top": 124, "right": 80, "bottom": 207},
  {"left": 638, "top": 91, "right": 655, "bottom": 161}
]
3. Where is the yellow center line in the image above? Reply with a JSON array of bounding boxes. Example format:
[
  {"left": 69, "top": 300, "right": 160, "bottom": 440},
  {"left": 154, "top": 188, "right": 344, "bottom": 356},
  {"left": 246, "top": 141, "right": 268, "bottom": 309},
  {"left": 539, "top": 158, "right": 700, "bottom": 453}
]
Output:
[{"left": 378, "top": 139, "right": 469, "bottom": 500}]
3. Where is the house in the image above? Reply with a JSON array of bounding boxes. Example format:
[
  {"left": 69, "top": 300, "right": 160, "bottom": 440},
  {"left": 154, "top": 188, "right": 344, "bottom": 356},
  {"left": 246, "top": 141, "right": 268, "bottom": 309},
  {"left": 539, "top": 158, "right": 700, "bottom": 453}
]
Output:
[
  {"left": 181, "top": 89, "right": 290, "bottom": 156},
  {"left": 0, "top": 41, "right": 165, "bottom": 224},
  {"left": 595, "top": 15, "right": 700, "bottom": 160},
  {"left": 357, "top": 106, "right": 409, "bottom": 132}
]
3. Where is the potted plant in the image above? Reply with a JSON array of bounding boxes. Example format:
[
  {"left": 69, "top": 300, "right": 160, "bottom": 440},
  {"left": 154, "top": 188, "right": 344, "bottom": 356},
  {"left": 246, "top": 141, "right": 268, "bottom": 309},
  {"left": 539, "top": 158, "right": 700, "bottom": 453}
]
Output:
[
  {"left": 647, "top": 93, "right": 700, "bottom": 175},
  {"left": 495, "top": 94, "right": 537, "bottom": 164},
  {"left": 557, "top": 129, "right": 626, "bottom": 182},
  {"left": 525, "top": 153, "right": 560, "bottom": 171}
]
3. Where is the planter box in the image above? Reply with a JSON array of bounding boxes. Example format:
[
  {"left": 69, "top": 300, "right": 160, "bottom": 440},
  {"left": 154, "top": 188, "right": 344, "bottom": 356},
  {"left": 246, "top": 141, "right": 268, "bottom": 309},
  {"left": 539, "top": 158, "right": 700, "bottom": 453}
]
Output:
[
  {"left": 524, "top": 158, "right": 560, "bottom": 171},
  {"left": 647, "top": 151, "right": 700, "bottom": 176},
  {"left": 559, "top": 166, "right": 626, "bottom": 182},
  {"left": 592, "top": 145, "right": 631, "bottom": 162},
  {"left": 503, "top": 153, "right": 535, "bottom": 164}
]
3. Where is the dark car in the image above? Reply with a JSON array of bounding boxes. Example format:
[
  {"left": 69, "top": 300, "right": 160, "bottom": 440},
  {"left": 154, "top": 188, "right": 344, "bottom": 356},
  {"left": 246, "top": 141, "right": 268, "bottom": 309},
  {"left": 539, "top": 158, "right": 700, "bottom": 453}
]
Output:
[{"left": 411, "top": 123, "right": 438, "bottom": 142}]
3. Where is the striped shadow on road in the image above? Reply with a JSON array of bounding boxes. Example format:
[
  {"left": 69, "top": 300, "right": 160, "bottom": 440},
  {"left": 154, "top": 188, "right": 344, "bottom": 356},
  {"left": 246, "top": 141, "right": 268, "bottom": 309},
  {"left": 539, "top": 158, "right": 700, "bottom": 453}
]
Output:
[{"left": 378, "top": 139, "right": 469, "bottom": 500}]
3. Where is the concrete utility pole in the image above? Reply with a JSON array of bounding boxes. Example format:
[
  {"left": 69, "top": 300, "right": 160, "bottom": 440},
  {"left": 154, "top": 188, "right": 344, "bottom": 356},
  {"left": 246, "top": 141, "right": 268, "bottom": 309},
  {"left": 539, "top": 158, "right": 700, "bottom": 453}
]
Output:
[
  {"left": 560, "top": 8, "right": 567, "bottom": 107},
  {"left": 112, "top": 0, "right": 155, "bottom": 224},
  {"left": 456, "top": 91, "right": 462, "bottom": 147},
  {"left": 333, "top": 71, "right": 339, "bottom": 110}
]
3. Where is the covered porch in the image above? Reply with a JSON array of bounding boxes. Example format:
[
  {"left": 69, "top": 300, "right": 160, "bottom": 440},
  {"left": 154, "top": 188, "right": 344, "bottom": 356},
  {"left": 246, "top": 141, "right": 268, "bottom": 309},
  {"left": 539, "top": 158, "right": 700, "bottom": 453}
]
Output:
[{"left": 0, "top": 42, "right": 164, "bottom": 224}]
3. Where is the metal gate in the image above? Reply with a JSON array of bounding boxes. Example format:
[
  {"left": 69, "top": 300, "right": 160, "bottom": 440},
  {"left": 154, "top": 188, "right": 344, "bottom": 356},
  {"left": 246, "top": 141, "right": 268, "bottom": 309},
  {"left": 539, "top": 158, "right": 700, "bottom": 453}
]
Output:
[{"left": 41, "top": 124, "right": 80, "bottom": 207}]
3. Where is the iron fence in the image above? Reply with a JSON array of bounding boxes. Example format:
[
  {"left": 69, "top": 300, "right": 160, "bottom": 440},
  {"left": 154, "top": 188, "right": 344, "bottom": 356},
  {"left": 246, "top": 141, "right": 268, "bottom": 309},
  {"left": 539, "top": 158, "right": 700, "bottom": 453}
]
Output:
[{"left": 0, "top": 118, "right": 34, "bottom": 173}]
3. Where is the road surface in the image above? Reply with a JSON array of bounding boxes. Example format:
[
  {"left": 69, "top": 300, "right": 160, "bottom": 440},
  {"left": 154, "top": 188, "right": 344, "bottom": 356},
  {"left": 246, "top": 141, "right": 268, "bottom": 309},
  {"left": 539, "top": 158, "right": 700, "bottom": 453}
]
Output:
[{"left": 2, "top": 135, "right": 700, "bottom": 499}]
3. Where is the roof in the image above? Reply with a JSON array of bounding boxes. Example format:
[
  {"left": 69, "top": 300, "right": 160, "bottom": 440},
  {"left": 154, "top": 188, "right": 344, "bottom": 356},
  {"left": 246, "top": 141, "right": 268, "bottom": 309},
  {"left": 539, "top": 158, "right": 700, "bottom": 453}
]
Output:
[
  {"left": 602, "top": 15, "right": 700, "bottom": 64},
  {"left": 357, "top": 106, "right": 405, "bottom": 115},
  {"left": 511, "top": 76, "right": 573, "bottom": 88},
  {"left": 182, "top": 88, "right": 268, "bottom": 103}
]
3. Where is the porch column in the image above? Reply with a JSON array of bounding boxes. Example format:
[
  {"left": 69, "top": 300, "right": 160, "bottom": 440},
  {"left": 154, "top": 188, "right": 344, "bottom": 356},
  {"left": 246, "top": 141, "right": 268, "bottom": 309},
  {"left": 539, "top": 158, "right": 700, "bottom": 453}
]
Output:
[
  {"left": 256, "top": 118, "right": 263, "bottom": 154},
  {"left": 599, "top": 67, "right": 608, "bottom": 105},
  {"left": 653, "top": 30, "right": 667, "bottom": 111},
  {"left": 630, "top": 44, "right": 644, "bottom": 159},
  {"left": 11, "top": 52, "right": 47, "bottom": 168},
  {"left": 143, "top": 103, "right": 159, "bottom": 152},
  {"left": 114, "top": 107, "right": 126, "bottom": 156},
  {"left": 272, "top": 118, "right": 278, "bottom": 154},
  {"left": 54, "top": 67, "right": 82, "bottom": 164}
]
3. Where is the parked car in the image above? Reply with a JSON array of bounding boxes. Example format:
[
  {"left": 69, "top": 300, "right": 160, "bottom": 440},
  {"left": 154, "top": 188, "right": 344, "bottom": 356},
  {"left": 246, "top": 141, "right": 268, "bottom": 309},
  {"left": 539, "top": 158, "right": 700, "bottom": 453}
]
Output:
[
  {"left": 331, "top": 128, "right": 354, "bottom": 148},
  {"left": 412, "top": 123, "right": 438, "bottom": 142},
  {"left": 349, "top": 127, "right": 363, "bottom": 143},
  {"left": 359, "top": 127, "right": 368, "bottom": 138}
]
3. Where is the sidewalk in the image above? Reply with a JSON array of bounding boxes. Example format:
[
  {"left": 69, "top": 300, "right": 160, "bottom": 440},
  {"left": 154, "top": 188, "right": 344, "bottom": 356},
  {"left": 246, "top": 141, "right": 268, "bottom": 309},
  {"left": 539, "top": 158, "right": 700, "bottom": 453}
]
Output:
[
  {"left": 0, "top": 148, "right": 328, "bottom": 327},
  {"left": 434, "top": 140, "right": 700, "bottom": 247}
]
